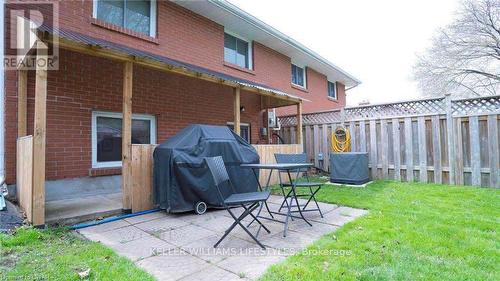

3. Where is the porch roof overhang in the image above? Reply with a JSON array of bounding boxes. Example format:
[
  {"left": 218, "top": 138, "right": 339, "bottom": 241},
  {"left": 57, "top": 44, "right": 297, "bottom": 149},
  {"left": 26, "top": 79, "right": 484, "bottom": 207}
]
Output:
[{"left": 38, "top": 27, "right": 308, "bottom": 109}]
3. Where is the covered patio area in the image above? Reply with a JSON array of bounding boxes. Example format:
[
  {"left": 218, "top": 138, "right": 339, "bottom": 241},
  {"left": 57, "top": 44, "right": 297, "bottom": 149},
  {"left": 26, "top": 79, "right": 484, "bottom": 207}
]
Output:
[{"left": 14, "top": 27, "right": 306, "bottom": 226}]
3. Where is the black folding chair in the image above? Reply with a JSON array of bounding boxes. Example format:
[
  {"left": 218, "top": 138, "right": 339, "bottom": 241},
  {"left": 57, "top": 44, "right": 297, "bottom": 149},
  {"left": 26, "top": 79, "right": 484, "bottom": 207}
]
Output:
[
  {"left": 204, "top": 156, "right": 271, "bottom": 249},
  {"left": 274, "top": 153, "right": 324, "bottom": 218}
]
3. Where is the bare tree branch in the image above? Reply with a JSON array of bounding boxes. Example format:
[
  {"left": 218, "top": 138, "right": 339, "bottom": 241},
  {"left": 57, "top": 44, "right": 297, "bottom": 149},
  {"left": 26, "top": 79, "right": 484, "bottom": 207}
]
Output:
[{"left": 414, "top": 0, "right": 500, "bottom": 97}]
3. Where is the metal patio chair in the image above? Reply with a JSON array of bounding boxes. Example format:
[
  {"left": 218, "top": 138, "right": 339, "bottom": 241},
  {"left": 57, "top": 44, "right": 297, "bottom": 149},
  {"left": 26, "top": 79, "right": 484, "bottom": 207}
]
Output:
[
  {"left": 204, "top": 156, "right": 271, "bottom": 249},
  {"left": 274, "top": 153, "right": 324, "bottom": 218}
]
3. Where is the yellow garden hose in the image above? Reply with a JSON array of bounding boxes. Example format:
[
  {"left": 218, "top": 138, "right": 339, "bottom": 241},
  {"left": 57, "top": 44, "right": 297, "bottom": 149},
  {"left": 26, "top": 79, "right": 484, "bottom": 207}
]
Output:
[{"left": 331, "top": 126, "right": 351, "bottom": 152}]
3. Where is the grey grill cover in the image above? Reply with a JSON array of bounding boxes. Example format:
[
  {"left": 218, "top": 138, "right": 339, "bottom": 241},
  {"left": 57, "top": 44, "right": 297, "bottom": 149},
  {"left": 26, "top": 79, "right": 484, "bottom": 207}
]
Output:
[
  {"left": 330, "top": 152, "right": 369, "bottom": 185},
  {"left": 153, "top": 124, "right": 259, "bottom": 213}
]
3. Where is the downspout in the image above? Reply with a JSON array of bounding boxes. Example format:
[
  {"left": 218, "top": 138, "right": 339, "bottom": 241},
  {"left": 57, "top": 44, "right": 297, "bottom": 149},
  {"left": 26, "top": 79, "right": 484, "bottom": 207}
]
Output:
[{"left": 0, "top": 0, "right": 7, "bottom": 198}]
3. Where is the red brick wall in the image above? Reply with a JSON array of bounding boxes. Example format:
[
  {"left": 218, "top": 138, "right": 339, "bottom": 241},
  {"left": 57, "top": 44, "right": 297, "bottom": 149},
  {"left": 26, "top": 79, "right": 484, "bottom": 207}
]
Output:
[
  {"left": 4, "top": 49, "right": 264, "bottom": 183},
  {"left": 4, "top": 0, "right": 347, "bottom": 183},
  {"left": 51, "top": 0, "right": 345, "bottom": 112}
]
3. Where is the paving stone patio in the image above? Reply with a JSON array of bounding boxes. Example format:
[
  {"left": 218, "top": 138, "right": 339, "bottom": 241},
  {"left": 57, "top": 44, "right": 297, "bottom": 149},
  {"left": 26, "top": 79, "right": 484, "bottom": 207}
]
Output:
[{"left": 76, "top": 195, "right": 368, "bottom": 281}]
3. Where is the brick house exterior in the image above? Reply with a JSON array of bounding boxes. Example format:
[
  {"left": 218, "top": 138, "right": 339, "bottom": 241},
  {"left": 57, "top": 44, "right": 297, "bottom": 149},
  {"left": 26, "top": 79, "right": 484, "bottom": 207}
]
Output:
[{"left": 3, "top": 0, "right": 359, "bottom": 185}]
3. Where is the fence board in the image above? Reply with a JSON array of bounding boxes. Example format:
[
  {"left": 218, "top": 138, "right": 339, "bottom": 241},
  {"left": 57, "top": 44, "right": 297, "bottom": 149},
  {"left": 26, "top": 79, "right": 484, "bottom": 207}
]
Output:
[
  {"left": 418, "top": 117, "right": 428, "bottom": 183},
  {"left": 16, "top": 136, "right": 33, "bottom": 222},
  {"left": 469, "top": 116, "right": 481, "bottom": 186},
  {"left": 487, "top": 115, "right": 499, "bottom": 187},
  {"left": 359, "top": 120, "right": 367, "bottom": 152},
  {"left": 380, "top": 119, "right": 389, "bottom": 178},
  {"left": 321, "top": 125, "right": 329, "bottom": 171},
  {"left": 349, "top": 121, "right": 356, "bottom": 152},
  {"left": 313, "top": 125, "right": 320, "bottom": 167},
  {"left": 404, "top": 118, "right": 414, "bottom": 182},
  {"left": 432, "top": 115, "right": 442, "bottom": 183},
  {"left": 392, "top": 118, "right": 401, "bottom": 181},
  {"left": 131, "top": 144, "right": 155, "bottom": 212},
  {"left": 369, "top": 120, "right": 378, "bottom": 179},
  {"left": 455, "top": 118, "right": 464, "bottom": 185}
]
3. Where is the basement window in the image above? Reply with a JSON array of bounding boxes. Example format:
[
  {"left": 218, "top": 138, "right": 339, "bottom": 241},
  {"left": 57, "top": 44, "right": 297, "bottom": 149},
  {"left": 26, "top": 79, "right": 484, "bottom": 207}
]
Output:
[
  {"left": 92, "top": 111, "right": 156, "bottom": 168},
  {"left": 93, "top": 0, "right": 157, "bottom": 37},
  {"left": 291, "top": 64, "right": 306, "bottom": 88},
  {"left": 227, "top": 122, "right": 251, "bottom": 143}
]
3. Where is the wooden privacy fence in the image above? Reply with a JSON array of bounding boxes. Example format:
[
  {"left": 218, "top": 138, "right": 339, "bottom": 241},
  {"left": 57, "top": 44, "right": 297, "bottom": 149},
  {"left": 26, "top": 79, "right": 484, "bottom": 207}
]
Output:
[
  {"left": 15, "top": 136, "right": 39, "bottom": 224},
  {"left": 252, "top": 144, "right": 303, "bottom": 185},
  {"left": 129, "top": 144, "right": 304, "bottom": 212},
  {"left": 279, "top": 95, "right": 500, "bottom": 188}
]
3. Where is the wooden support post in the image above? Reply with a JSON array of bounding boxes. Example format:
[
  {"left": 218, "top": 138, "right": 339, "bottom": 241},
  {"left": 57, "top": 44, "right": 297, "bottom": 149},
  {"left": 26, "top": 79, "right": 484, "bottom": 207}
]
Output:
[
  {"left": 233, "top": 87, "right": 241, "bottom": 136},
  {"left": 18, "top": 70, "right": 28, "bottom": 137},
  {"left": 296, "top": 102, "right": 303, "bottom": 144},
  {"left": 32, "top": 41, "right": 47, "bottom": 226},
  {"left": 122, "top": 61, "right": 133, "bottom": 210}
]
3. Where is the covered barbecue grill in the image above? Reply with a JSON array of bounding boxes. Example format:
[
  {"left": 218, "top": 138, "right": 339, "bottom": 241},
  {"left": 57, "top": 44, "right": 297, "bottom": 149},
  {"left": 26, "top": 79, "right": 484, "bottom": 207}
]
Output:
[{"left": 153, "top": 124, "right": 259, "bottom": 213}]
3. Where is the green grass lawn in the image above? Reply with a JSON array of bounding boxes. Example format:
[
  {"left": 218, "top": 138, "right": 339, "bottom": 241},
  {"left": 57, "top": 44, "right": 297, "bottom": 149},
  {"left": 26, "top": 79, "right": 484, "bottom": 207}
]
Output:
[
  {"left": 0, "top": 227, "right": 154, "bottom": 281},
  {"left": 261, "top": 180, "right": 499, "bottom": 281}
]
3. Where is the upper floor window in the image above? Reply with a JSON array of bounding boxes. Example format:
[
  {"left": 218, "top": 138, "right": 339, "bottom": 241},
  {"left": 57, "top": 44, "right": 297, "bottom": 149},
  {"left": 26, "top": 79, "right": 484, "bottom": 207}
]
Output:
[
  {"left": 291, "top": 64, "right": 306, "bottom": 88},
  {"left": 224, "top": 32, "right": 252, "bottom": 69},
  {"left": 93, "top": 0, "right": 157, "bottom": 37},
  {"left": 328, "top": 81, "right": 337, "bottom": 99}
]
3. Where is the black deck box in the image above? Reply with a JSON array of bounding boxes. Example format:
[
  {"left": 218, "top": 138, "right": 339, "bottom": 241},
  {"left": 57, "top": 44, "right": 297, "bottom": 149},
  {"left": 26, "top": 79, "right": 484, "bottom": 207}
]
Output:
[{"left": 330, "top": 152, "right": 369, "bottom": 185}]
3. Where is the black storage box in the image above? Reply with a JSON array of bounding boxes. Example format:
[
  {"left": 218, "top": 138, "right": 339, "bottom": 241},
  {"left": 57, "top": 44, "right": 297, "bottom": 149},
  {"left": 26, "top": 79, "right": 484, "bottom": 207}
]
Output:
[{"left": 330, "top": 152, "right": 369, "bottom": 185}]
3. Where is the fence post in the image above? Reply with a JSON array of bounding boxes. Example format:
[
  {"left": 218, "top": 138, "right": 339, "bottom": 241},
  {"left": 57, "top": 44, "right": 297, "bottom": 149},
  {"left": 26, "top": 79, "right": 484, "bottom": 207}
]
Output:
[{"left": 445, "top": 93, "right": 455, "bottom": 185}]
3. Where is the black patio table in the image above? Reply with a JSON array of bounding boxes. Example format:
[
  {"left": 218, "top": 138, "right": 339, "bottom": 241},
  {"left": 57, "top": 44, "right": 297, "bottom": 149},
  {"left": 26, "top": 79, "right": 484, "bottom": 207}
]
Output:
[{"left": 240, "top": 163, "right": 314, "bottom": 237}]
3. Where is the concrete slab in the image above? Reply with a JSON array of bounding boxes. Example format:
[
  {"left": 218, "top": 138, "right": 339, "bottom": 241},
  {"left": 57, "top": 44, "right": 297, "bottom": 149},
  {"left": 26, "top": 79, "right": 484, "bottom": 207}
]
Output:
[
  {"left": 153, "top": 224, "right": 216, "bottom": 247},
  {"left": 45, "top": 193, "right": 122, "bottom": 225},
  {"left": 217, "top": 254, "right": 285, "bottom": 280},
  {"left": 181, "top": 234, "right": 253, "bottom": 263},
  {"left": 110, "top": 235, "right": 176, "bottom": 262},
  {"left": 78, "top": 196, "right": 368, "bottom": 280},
  {"left": 179, "top": 265, "right": 246, "bottom": 281},
  {"left": 137, "top": 250, "right": 211, "bottom": 281},
  {"left": 134, "top": 216, "right": 190, "bottom": 234},
  {"left": 45, "top": 175, "right": 121, "bottom": 202}
]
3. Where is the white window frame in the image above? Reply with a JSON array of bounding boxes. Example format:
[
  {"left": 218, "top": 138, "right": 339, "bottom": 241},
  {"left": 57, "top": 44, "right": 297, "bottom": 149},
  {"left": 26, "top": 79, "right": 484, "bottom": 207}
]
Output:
[
  {"left": 291, "top": 63, "right": 307, "bottom": 89},
  {"left": 227, "top": 122, "right": 251, "bottom": 142},
  {"left": 328, "top": 81, "right": 337, "bottom": 99},
  {"left": 92, "top": 111, "right": 157, "bottom": 169},
  {"left": 92, "top": 0, "right": 157, "bottom": 38},
  {"left": 224, "top": 30, "right": 253, "bottom": 70}
]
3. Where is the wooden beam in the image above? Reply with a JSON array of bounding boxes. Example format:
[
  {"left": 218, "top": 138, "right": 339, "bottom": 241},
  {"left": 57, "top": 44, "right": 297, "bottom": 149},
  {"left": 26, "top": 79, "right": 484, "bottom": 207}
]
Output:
[
  {"left": 234, "top": 88, "right": 241, "bottom": 136},
  {"left": 122, "top": 62, "right": 133, "bottom": 210},
  {"left": 49, "top": 36, "right": 302, "bottom": 107},
  {"left": 18, "top": 70, "right": 28, "bottom": 137},
  {"left": 296, "top": 103, "right": 303, "bottom": 144},
  {"left": 32, "top": 41, "right": 47, "bottom": 226}
]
